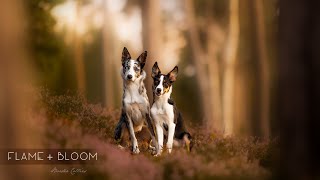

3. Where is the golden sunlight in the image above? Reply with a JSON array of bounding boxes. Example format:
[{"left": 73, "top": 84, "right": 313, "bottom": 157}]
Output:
[{"left": 51, "top": 1, "right": 80, "bottom": 33}]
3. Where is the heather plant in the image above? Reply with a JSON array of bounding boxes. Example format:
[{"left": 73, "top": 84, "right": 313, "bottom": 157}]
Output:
[
  {"left": 38, "top": 88, "right": 119, "bottom": 141},
  {"left": 29, "top": 88, "right": 278, "bottom": 179}
]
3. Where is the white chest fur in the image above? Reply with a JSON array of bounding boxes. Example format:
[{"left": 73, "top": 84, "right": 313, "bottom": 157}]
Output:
[
  {"left": 123, "top": 79, "right": 149, "bottom": 126},
  {"left": 124, "top": 83, "right": 147, "bottom": 104},
  {"left": 151, "top": 89, "right": 176, "bottom": 155},
  {"left": 151, "top": 95, "right": 174, "bottom": 125}
]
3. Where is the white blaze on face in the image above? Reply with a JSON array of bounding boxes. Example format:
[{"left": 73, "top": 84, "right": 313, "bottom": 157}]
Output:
[
  {"left": 155, "top": 75, "right": 164, "bottom": 95},
  {"left": 125, "top": 60, "right": 139, "bottom": 81}
]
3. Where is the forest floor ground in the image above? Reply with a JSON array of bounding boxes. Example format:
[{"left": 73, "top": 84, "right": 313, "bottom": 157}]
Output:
[{"left": 29, "top": 88, "right": 279, "bottom": 180}]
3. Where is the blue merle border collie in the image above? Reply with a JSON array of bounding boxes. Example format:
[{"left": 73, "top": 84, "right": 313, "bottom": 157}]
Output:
[
  {"left": 151, "top": 62, "right": 193, "bottom": 155},
  {"left": 114, "top": 47, "right": 157, "bottom": 154}
]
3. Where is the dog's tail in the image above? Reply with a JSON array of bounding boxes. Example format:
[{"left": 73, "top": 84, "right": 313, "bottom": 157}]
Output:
[{"left": 175, "top": 132, "right": 193, "bottom": 152}]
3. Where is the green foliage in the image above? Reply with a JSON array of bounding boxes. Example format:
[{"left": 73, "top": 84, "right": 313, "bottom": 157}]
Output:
[
  {"left": 83, "top": 31, "right": 105, "bottom": 104},
  {"left": 26, "top": 0, "right": 75, "bottom": 92},
  {"left": 194, "top": 0, "right": 229, "bottom": 24},
  {"left": 173, "top": 45, "right": 202, "bottom": 124}
]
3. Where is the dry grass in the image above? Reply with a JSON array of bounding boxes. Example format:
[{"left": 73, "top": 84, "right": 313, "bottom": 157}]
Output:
[{"left": 28, "top": 88, "right": 279, "bottom": 180}]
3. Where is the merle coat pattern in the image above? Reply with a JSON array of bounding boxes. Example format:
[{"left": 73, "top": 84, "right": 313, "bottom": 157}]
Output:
[{"left": 114, "top": 47, "right": 157, "bottom": 154}]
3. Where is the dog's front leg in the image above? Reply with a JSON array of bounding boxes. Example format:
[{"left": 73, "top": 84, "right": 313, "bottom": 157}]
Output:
[
  {"left": 125, "top": 115, "right": 140, "bottom": 154},
  {"left": 145, "top": 113, "right": 159, "bottom": 154},
  {"left": 167, "top": 122, "right": 176, "bottom": 154},
  {"left": 155, "top": 121, "right": 163, "bottom": 155}
]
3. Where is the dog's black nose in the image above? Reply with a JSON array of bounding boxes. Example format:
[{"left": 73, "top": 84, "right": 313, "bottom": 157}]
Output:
[
  {"left": 156, "top": 88, "right": 161, "bottom": 93},
  {"left": 127, "top": 75, "right": 132, "bottom": 79}
]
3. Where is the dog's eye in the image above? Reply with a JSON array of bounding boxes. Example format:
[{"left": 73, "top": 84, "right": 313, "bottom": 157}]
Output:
[
  {"left": 154, "top": 80, "right": 159, "bottom": 84},
  {"left": 134, "top": 66, "right": 140, "bottom": 72}
]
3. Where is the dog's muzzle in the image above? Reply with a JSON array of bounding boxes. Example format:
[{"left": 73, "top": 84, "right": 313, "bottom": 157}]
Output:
[
  {"left": 127, "top": 74, "right": 133, "bottom": 80},
  {"left": 155, "top": 88, "right": 162, "bottom": 96}
]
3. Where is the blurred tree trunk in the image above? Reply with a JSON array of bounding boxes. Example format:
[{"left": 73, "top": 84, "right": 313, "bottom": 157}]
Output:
[
  {"left": 223, "top": 0, "right": 239, "bottom": 135},
  {"left": 102, "top": 1, "right": 115, "bottom": 108},
  {"left": 73, "top": 0, "right": 86, "bottom": 94},
  {"left": 253, "top": 0, "right": 270, "bottom": 138},
  {"left": 184, "top": 0, "right": 224, "bottom": 132},
  {"left": 184, "top": 0, "right": 213, "bottom": 127},
  {"left": 279, "top": 0, "right": 320, "bottom": 179},
  {"left": 141, "top": 0, "right": 162, "bottom": 102},
  {"left": 208, "top": 29, "right": 223, "bottom": 131},
  {"left": 0, "top": 0, "right": 29, "bottom": 150},
  {"left": 0, "top": 1, "right": 39, "bottom": 179},
  {"left": 206, "top": 0, "right": 224, "bottom": 132}
]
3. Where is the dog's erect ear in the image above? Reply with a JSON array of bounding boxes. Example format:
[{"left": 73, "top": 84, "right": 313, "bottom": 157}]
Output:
[
  {"left": 152, "top": 62, "right": 161, "bottom": 78},
  {"left": 137, "top": 51, "right": 147, "bottom": 69},
  {"left": 168, "top": 66, "right": 178, "bottom": 82},
  {"left": 122, "top": 47, "right": 131, "bottom": 63}
]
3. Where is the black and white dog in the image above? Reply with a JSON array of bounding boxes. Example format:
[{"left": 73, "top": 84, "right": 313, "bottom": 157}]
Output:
[
  {"left": 114, "top": 47, "right": 157, "bottom": 154},
  {"left": 151, "top": 62, "right": 193, "bottom": 155}
]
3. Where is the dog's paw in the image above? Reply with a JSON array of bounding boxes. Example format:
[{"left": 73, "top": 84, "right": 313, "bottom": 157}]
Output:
[
  {"left": 167, "top": 143, "right": 173, "bottom": 154},
  {"left": 117, "top": 145, "right": 125, "bottom": 150},
  {"left": 149, "top": 144, "right": 156, "bottom": 151},
  {"left": 149, "top": 145, "right": 157, "bottom": 155},
  {"left": 149, "top": 144, "right": 156, "bottom": 150},
  {"left": 132, "top": 147, "right": 140, "bottom": 154},
  {"left": 150, "top": 149, "right": 159, "bottom": 156},
  {"left": 153, "top": 148, "right": 162, "bottom": 157},
  {"left": 153, "top": 152, "right": 161, "bottom": 157}
]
